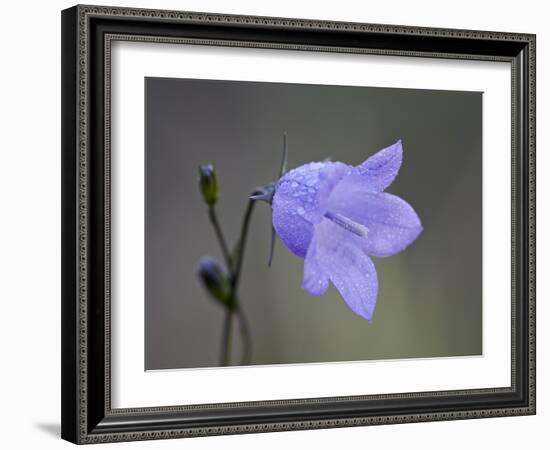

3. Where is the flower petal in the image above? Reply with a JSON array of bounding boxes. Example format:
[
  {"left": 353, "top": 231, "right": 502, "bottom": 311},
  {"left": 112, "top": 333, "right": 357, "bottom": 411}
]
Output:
[
  {"left": 302, "top": 234, "right": 329, "bottom": 296},
  {"left": 355, "top": 140, "right": 403, "bottom": 192},
  {"left": 315, "top": 219, "right": 379, "bottom": 320},
  {"left": 272, "top": 161, "right": 349, "bottom": 258},
  {"left": 328, "top": 177, "right": 422, "bottom": 257}
]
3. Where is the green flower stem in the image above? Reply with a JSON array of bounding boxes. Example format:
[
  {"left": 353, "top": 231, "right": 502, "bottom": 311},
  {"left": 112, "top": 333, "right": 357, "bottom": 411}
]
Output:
[
  {"left": 206, "top": 206, "right": 234, "bottom": 366},
  {"left": 235, "top": 303, "right": 252, "bottom": 365},
  {"left": 208, "top": 206, "right": 232, "bottom": 270},
  {"left": 209, "top": 200, "right": 256, "bottom": 367},
  {"left": 228, "top": 199, "right": 255, "bottom": 365},
  {"left": 231, "top": 199, "right": 256, "bottom": 288},
  {"left": 220, "top": 308, "right": 233, "bottom": 366}
]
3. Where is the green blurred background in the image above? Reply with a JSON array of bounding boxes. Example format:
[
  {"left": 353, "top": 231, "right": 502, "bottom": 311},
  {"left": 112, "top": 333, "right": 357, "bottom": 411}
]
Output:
[{"left": 145, "top": 77, "right": 482, "bottom": 370}]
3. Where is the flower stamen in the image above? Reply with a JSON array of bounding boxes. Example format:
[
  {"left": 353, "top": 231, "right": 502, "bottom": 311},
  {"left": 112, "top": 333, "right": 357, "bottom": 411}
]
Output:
[{"left": 324, "top": 210, "right": 369, "bottom": 238}]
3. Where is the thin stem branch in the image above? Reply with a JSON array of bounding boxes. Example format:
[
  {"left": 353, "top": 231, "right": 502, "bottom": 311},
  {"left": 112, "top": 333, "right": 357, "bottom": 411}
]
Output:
[
  {"left": 208, "top": 206, "right": 232, "bottom": 270},
  {"left": 231, "top": 199, "right": 256, "bottom": 289},
  {"left": 235, "top": 303, "right": 252, "bottom": 365},
  {"left": 226, "top": 199, "right": 256, "bottom": 366},
  {"left": 210, "top": 199, "right": 256, "bottom": 367},
  {"left": 220, "top": 309, "right": 233, "bottom": 366}
]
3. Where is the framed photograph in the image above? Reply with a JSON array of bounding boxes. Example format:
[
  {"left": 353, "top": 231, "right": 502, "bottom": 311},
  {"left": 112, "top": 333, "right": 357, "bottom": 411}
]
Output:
[{"left": 61, "top": 4, "right": 536, "bottom": 444}]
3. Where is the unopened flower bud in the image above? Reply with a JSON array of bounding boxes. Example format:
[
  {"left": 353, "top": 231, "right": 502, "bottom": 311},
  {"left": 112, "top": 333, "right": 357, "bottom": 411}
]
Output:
[
  {"left": 199, "top": 164, "right": 219, "bottom": 206},
  {"left": 196, "top": 256, "right": 230, "bottom": 305}
]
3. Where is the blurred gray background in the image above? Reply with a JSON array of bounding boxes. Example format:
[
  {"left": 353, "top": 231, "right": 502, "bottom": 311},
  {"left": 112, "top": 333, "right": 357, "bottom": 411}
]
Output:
[{"left": 145, "top": 77, "right": 482, "bottom": 370}]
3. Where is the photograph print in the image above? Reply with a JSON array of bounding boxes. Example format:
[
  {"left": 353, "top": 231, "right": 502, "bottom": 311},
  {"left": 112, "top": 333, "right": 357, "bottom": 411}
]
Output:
[{"left": 145, "top": 77, "right": 482, "bottom": 371}]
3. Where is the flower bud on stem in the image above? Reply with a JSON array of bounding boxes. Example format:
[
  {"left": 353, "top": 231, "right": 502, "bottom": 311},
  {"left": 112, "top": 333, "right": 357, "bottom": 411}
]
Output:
[
  {"left": 199, "top": 164, "right": 219, "bottom": 207},
  {"left": 196, "top": 166, "right": 255, "bottom": 366}
]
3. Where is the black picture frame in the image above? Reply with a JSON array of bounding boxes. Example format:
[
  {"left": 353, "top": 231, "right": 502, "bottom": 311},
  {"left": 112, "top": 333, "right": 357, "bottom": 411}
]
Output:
[{"left": 61, "top": 4, "right": 536, "bottom": 444}]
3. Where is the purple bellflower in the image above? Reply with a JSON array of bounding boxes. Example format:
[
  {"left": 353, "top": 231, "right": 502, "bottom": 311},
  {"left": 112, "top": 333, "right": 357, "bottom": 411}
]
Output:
[{"left": 271, "top": 140, "right": 422, "bottom": 320}]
